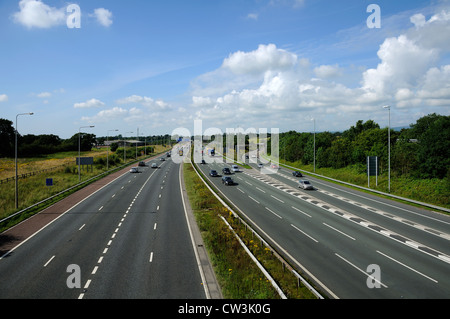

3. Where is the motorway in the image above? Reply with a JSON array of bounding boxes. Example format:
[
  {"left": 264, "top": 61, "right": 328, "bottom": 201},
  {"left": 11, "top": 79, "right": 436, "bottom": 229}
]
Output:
[
  {"left": 0, "top": 155, "right": 208, "bottom": 299},
  {"left": 196, "top": 152, "right": 450, "bottom": 299}
]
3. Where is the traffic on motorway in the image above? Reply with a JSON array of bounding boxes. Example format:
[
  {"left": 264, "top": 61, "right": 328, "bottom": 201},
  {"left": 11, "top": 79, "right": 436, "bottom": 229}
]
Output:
[
  {"left": 194, "top": 148, "right": 450, "bottom": 299},
  {"left": 0, "top": 153, "right": 209, "bottom": 299}
]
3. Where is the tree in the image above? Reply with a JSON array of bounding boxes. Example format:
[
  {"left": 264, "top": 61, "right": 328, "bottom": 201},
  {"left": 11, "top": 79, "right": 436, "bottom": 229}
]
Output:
[
  {"left": 416, "top": 115, "right": 450, "bottom": 179},
  {"left": 328, "top": 137, "right": 351, "bottom": 168},
  {"left": 0, "top": 118, "right": 15, "bottom": 157},
  {"left": 343, "top": 119, "right": 380, "bottom": 141}
]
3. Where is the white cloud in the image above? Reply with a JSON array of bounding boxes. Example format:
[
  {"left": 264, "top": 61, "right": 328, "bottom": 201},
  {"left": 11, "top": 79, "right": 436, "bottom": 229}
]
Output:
[
  {"left": 74, "top": 98, "right": 105, "bottom": 109},
  {"left": 93, "top": 8, "right": 113, "bottom": 27},
  {"left": 189, "top": 8, "right": 450, "bottom": 131},
  {"left": 81, "top": 107, "right": 127, "bottom": 123},
  {"left": 363, "top": 35, "right": 438, "bottom": 94},
  {"left": 13, "top": 0, "right": 66, "bottom": 29},
  {"left": 13, "top": 1, "right": 114, "bottom": 29},
  {"left": 222, "top": 44, "right": 297, "bottom": 75},
  {"left": 247, "top": 13, "right": 258, "bottom": 20},
  {"left": 0, "top": 94, "right": 8, "bottom": 102},
  {"left": 116, "top": 95, "right": 171, "bottom": 110},
  {"left": 313, "top": 64, "right": 342, "bottom": 79},
  {"left": 37, "top": 92, "right": 51, "bottom": 98}
]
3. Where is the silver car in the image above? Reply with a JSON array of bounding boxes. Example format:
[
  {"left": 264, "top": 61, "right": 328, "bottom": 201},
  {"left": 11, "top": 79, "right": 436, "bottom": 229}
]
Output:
[
  {"left": 298, "top": 180, "right": 313, "bottom": 190},
  {"left": 130, "top": 167, "right": 139, "bottom": 173}
]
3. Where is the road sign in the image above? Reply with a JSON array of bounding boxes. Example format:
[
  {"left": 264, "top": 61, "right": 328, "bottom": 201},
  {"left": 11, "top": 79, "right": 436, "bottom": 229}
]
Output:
[
  {"left": 367, "top": 156, "right": 379, "bottom": 187},
  {"left": 76, "top": 157, "right": 94, "bottom": 165}
]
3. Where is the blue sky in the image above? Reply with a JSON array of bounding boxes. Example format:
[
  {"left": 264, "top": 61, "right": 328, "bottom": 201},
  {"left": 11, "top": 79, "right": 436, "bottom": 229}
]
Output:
[{"left": 1, "top": 0, "right": 449, "bottom": 139}]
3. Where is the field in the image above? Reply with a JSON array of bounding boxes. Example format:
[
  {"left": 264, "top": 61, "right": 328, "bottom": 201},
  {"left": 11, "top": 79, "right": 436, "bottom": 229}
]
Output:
[{"left": 0, "top": 146, "right": 169, "bottom": 221}]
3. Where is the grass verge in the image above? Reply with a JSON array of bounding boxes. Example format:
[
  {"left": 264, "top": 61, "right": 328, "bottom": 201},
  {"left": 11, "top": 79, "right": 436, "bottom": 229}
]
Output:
[
  {"left": 0, "top": 146, "right": 170, "bottom": 230},
  {"left": 183, "top": 162, "right": 318, "bottom": 299},
  {"left": 264, "top": 156, "right": 449, "bottom": 211}
]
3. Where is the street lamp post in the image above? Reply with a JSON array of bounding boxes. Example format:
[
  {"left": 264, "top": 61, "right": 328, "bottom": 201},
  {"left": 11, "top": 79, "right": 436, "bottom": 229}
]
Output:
[
  {"left": 124, "top": 131, "right": 133, "bottom": 163},
  {"left": 15, "top": 112, "right": 34, "bottom": 209},
  {"left": 383, "top": 105, "right": 391, "bottom": 193},
  {"left": 311, "top": 118, "right": 316, "bottom": 173},
  {"left": 107, "top": 129, "right": 118, "bottom": 170},
  {"left": 79, "top": 125, "right": 95, "bottom": 182}
]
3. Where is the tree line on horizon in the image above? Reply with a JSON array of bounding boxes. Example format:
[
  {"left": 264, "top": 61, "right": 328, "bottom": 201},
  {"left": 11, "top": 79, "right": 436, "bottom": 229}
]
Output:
[
  {"left": 274, "top": 113, "right": 449, "bottom": 180},
  {"left": 0, "top": 118, "right": 171, "bottom": 158}
]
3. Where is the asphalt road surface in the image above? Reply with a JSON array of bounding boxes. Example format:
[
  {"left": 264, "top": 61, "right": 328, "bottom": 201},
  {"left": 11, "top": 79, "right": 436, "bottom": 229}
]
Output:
[
  {"left": 196, "top": 153, "right": 450, "bottom": 299},
  {"left": 0, "top": 156, "right": 208, "bottom": 299}
]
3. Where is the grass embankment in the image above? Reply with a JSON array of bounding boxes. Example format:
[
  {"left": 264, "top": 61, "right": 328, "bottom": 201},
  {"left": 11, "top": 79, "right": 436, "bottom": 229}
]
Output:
[
  {"left": 0, "top": 146, "right": 170, "bottom": 226},
  {"left": 272, "top": 158, "right": 449, "bottom": 210},
  {"left": 183, "top": 162, "right": 318, "bottom": 299}
]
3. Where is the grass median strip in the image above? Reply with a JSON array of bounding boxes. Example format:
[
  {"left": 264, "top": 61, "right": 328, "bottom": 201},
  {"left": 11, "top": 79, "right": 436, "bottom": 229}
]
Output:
[{"left": 183, "top": 162, "right": 317, "bottom": 299}]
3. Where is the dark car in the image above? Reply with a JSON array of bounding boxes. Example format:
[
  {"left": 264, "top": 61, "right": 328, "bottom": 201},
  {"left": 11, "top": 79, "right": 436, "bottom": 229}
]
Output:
[
  {"left": 221, "top": 176, "right": 234, "bottom": 185},
  {"left": 292, "top": 171, "right": 303, "bottom": 177},
  {"left": 210, "top": 170, "right": 219, "bottom": 177},
  {"left": 138, "top": 161, "right": 146, "bottom": 167},
  {"left": 222, "top": 167, "right": 231, "bottom": 175}
]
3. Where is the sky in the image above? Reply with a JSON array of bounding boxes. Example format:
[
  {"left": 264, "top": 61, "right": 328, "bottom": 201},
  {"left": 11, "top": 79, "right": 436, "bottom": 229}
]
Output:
[{"left": 1, "top": 0, "right": 450, "bottom": 139}]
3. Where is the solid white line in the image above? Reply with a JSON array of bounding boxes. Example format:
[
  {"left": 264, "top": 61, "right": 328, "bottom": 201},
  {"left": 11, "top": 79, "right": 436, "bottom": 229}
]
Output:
[
  {"left": 291, "top": 224, "right": 318, "bottom": 243},
  {"left": 43, "top": 255, "right": 55, "bottom": 267},
  {"left": 179, "top": 162, "right": 211, "bottom": 299},
  {"left": 323, "top": 223, "right": 356, "bottom": 240},
  {"left": 376, "top": 250, "right": 438, "bottom": 283}
]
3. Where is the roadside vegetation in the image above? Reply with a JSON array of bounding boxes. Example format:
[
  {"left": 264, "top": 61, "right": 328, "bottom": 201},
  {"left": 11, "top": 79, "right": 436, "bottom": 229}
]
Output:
[
  {"left": 268, "top": 113, "right": 449, "bottom": 209},
  {"left": 183, "top": 161, "right": 318, "bottom": 299},
  {"left": 0, "top": 144, "right": 170, "bottom": 229}
]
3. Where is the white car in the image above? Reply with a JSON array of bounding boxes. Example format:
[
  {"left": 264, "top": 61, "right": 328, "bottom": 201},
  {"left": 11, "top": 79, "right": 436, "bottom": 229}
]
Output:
[
  {"left": 257, "top": 163, "right": 263, "bottom": 168},
  {"left": 298, "top": 180, "right": 313, "bottom": 190},
  {"left": 231, "top": 164, "right": 239, "bottom": 172},
  {"left": 130, "top": 167, "right": 139, "bottom": 173},
  {"left": 151, "top": 163, "right": 158, "bottom": 168}
]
